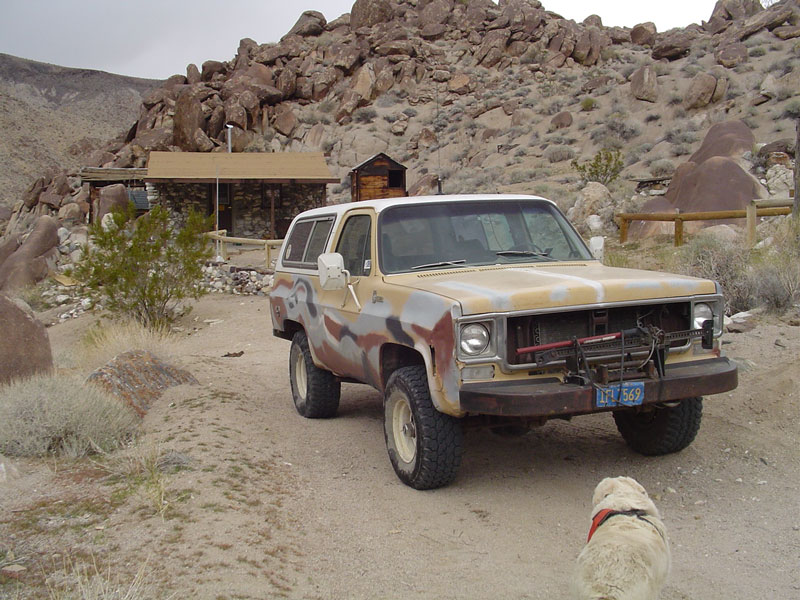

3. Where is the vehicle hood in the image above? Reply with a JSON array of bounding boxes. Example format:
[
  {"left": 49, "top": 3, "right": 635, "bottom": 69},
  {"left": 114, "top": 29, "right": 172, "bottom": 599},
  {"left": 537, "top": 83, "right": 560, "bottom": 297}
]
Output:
[{"left": 384, "top": 262, "right": 716, "bottom": 315}]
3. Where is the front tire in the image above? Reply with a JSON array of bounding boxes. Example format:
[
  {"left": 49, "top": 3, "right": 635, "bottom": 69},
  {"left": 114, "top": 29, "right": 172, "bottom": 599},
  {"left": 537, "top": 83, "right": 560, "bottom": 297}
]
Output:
[
  {"left": 613, "top": 397, "right": 703, "bottom": 455},
  {"left": 383, "top": 365, "right": 463, "bottom": 490},
  {"left": 289, "top": 331, "right": 340, "bottom": 418}
]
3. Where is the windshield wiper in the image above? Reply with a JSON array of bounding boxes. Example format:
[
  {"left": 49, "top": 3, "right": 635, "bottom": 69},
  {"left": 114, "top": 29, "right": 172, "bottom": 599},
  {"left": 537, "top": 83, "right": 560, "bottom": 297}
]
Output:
[
  {"left": 410, "top": 259, "right": 466, "bottom": 270},
  {"left": 495, "top": 250, "right": 554, "bottom": 260}
]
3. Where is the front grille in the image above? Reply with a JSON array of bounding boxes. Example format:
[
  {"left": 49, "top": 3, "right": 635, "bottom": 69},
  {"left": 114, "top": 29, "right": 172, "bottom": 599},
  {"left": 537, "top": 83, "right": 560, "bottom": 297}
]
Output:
[{"left": 507, "top": 302, "right": 691, "bottom": 366}]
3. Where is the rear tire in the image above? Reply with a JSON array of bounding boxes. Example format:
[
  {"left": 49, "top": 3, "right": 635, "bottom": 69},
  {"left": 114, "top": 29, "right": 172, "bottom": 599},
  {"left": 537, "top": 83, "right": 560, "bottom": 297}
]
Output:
[
  {"left": 613, "top": 397, "right": 703, "bottom": 455},
  {"left": 289, "top": 331, "right": 340, "bottom": 418},
  {"left": 383, "top": 365, "right": 463, "bottom": 490}
]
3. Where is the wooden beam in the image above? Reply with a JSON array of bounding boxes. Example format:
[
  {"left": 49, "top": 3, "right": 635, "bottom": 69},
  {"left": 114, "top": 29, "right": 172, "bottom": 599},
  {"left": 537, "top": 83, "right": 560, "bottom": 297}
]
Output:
[{"left": 794, "top": 119, "right": 799, "bottom": 219}]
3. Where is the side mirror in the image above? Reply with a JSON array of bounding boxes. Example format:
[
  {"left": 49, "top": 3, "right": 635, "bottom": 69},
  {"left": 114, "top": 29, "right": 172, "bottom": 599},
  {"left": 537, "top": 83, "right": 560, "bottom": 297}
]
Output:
[{"left": 318, "top": 253, "right": 347, "bottom": 290}]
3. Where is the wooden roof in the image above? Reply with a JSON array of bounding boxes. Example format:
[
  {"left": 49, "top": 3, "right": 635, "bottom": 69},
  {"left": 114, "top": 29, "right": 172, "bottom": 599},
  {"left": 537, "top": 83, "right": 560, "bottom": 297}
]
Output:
[
  {"left": 145, "top": 151, "right": 338, "bottom": 184},
  {"left": 79, "top": 167, "right": 148, "bottom": 183},
  {"left": 350, "top": 152, "right": 406, "bottom": 173}
]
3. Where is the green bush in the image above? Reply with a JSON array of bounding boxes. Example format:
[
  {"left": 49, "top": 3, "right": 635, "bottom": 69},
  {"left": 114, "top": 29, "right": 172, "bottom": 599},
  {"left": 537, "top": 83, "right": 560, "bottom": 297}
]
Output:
[
  {"left": 0, "top": 374, "right": 138, "bottom": 457},
  {"left": 571, "top": 149, "right": 624, "bottom": 185},
  {"left": 580, "top": 97, "right": 598, "bottom": 112},
  {"left": 74, "top": 203, "right": 212, "bottom": 330}
]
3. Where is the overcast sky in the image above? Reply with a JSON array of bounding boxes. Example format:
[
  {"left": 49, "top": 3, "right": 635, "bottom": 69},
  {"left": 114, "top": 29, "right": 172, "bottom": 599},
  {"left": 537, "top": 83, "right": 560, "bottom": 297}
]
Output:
[{"left": 1, "top": 1, "right": 723, "bottom": 80}]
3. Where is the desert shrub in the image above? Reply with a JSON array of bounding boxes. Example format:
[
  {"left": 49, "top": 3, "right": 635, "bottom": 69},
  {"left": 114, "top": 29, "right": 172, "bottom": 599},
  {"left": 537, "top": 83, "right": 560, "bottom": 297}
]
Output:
[
  {"left": 606, "top": 118, "right": 641, "bottom": 141},
  {"left": 572, "top": 149, "right": 624, "bottom": 185},
  {"left": 649, "top": 159, "right": 676, "bottom": 177},
  {"left": 353, "top": 107, "right": 378, "bottom": 123},
  {"left": 749, "top": 46, "right": 767, "bottom": 57},
  {"left": 752, "top": 219, "right": 800, "bottom": 311},
  {"left": 580, "top": 97, "right": 598, "bottom": 111},
  {"left": 644, "top": 113, "right": 661, "bottom": 123},
  {"left": 781, "top": 99, "right": 800, "bottom": 119},
  {"left": 402, "top": 107, "right": 418, "bottom": 118},
  {"left": 74, "top": 203, "right": 212, "bottom": 330},
  {"left": 674, "top": 235, "right": 754, "bottom": 314},
  {"left": 545, "top": 145, "right": 576, "bottom": 163},
  {"left": 0, "top": 374, "right": 138, "bottom": 457},
  {"left": 318, "top": 99, "right": 337, "bottom": 113},
  {"left": 670, "top": 143, "right": 692, "bottom": 156}
]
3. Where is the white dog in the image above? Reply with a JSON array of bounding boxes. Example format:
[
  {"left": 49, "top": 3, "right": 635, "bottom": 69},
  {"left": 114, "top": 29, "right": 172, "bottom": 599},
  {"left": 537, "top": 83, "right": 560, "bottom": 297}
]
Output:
[{"left": 572, "top": 476, "right": 671, "bottom": 600}]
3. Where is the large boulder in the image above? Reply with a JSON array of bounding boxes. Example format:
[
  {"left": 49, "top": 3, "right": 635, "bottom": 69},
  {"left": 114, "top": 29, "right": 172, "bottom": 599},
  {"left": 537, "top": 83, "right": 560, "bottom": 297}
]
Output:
[
  {"left": 0, "top": 295, "right": 53, "bottom": 385},
  {"left": 351, "top": 0, "right": 394, "bottom": 29},
  {"left": 86, "top": 350, "right": 197, "bottom": 417},
  {"left": 173, "top": 85, "right": 210, "bottom": 151},
  {"left": 630, "top": 65, "right": 659, "bottom": 102},
  {"left": 286, "top": 11, "right": 326, "bottom": 37},
  {"left": 685, "top": 72, "right": 718, "bottom": 109},
  {"left": 630, "top": 22, "right": 657, "bottom": 46},
  {"left": 716, "top": 43, "right": 748, "bottom": 68},
  {"left": 0, "top": 216, "right": 59, "bottom": 292},
  {"left": 630, "top": 121, "right": 761, "bottom": 239},
  {"left": 95, "top": 183, "right": 130, "bottom": 224},
  {"left": 566, "top": 182, "right": 617, "bottom": 235},
  {"left": 652, "top": 31, "right": 694, "bottom": 60}
]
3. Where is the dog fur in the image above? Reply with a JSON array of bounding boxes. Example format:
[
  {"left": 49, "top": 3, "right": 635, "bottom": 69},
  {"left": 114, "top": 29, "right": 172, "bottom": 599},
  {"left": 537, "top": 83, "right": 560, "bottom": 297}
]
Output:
[{"left": 572, "top": 476, "right": 671, "bottom": 600}]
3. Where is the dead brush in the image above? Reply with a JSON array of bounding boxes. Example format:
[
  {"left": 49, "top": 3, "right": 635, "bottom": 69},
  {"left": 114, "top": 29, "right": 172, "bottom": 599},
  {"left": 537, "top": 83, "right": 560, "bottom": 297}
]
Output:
[
  {"left": 0, "top": 374, "right": 138, "bottom": 458},
  {"left": 97, "top": 444, "right": 190, "bottom": 519},
  {"left": 73, "top": 319, "right": 177, "bottom": 373},
  {"left": 45, "top": 554, "right": 167, "bottom": 600},
  {"left": 751, "top": 218, "right": 800, "bottom": 312}
]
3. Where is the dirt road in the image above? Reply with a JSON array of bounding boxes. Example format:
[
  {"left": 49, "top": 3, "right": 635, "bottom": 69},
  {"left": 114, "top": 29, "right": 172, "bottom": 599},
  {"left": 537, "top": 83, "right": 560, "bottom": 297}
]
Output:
[{"left": 3, "top": 293, "right": 799, "bottom": 599}]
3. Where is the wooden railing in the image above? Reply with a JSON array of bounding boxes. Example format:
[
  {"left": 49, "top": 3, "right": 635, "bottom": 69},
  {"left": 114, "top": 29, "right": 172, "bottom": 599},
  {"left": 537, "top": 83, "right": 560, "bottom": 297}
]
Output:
[
  {"left": 617, "top": 198, "right": 793, "bottom": 247},
  {"left": 205, "top": 230, "right": 284, "bottom": 268}
]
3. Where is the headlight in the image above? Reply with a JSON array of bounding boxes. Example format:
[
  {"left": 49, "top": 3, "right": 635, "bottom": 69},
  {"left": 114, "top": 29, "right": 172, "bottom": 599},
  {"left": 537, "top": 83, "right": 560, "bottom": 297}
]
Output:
[
  {"left": 460, "top": 323, "right": 490, "bottom": 356},
  {"left": 693, "top": 302, "right": 714, "bottom": 330}
]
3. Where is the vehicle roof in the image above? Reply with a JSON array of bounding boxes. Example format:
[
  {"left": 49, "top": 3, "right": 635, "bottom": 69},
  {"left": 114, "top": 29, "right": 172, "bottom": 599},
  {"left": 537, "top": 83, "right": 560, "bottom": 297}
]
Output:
[{"left": 295, "top": 194, "right": 557, "bottom": 219}]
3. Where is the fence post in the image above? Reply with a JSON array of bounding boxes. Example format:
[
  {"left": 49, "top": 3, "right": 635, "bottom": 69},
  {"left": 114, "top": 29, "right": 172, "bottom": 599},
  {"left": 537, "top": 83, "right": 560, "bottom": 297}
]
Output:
[
  {"left": 746, "top": 200, "right": 757, "bottom": 247},
  {"left": 619, "top": 217, "right": 629, "bottom": 243},
  {"left": 794, "top": 119, "right": 799, "bottom": 219},
  {"left": 674, "top": 217, "right": 684, "bottom": 247}
]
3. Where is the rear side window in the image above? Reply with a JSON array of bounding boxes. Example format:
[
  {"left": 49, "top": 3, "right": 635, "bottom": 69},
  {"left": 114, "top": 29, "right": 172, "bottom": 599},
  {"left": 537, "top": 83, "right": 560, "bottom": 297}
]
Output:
[{"left": 283, "top": 217, "right": 334, "bottom": 268}]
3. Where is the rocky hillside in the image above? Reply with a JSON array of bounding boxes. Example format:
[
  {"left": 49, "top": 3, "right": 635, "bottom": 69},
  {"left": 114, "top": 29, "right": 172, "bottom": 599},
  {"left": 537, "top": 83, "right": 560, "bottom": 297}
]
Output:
[
  {"left": 3, "top": 0, "right": 799, "bottom": 238},
  {"left": 0, "top": 53, "right": 159, "bottom": 208}
]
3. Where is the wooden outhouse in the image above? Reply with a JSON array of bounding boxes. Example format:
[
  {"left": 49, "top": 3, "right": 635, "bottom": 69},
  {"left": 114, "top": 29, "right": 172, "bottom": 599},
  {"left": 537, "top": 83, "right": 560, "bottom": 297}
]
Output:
[{"left": 350, "top": 153, "right": 407, "bottom": 202}]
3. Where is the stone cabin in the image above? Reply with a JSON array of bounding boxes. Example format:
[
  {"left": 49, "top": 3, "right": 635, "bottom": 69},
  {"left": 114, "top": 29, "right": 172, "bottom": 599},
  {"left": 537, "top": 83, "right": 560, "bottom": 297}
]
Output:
[
  {"left": 350, "top": 153, "right": 408, "bottom": 202},
  {"left": 145, "top": 151, "right": 337, "bottom": 239}
]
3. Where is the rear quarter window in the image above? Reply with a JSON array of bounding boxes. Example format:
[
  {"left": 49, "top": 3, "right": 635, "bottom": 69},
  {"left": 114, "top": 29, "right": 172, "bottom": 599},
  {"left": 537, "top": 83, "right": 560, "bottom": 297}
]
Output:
[{"left": 282, "top": 217, "right": 334, "bottom": 268}]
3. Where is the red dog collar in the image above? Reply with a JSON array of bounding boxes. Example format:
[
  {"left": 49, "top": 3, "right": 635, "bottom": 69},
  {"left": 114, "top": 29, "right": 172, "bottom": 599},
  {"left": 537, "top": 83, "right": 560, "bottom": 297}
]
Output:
[{"left": 587, "top": 508, "right": 651, "bottom": 542}]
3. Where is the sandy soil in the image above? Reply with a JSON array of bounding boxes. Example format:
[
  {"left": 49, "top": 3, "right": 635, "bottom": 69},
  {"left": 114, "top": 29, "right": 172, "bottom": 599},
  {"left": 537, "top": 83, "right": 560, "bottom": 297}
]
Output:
[{"left": 2, "top": 291, "right": 800, "bottom": 599}]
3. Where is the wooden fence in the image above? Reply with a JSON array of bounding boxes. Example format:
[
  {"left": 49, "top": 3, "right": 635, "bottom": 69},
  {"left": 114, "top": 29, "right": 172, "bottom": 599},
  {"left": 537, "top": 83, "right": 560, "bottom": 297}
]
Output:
[
  {"left": 205, "top": 230, "right": 284, "bottom": 268},
  {"left": 617, "top": 198, "right": 794, "bottom": 247}
]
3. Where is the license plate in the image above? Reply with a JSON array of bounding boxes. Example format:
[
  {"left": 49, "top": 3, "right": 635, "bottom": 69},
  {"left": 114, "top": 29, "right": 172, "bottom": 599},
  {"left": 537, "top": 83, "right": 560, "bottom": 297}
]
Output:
[{"left": 595, "top": 381, "right": 645, "bottom": 408}]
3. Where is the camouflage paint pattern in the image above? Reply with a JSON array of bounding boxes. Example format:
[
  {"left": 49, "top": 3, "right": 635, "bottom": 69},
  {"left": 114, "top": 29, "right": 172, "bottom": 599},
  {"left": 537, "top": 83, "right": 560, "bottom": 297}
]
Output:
[{"left": 270, "top": 196, "right": 724, "bottom": 417}]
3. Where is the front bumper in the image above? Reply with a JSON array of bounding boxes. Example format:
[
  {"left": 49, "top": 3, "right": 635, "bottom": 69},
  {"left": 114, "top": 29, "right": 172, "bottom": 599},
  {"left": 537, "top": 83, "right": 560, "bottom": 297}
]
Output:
[{"left": 459, "top": 357, "right": 738, "bottom": 417}]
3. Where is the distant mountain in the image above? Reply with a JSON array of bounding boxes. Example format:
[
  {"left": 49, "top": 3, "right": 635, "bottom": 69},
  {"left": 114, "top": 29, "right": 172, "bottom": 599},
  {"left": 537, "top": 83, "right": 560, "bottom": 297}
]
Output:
[{"left": 0, "top": 53, "right": 160, "bottom": 207}]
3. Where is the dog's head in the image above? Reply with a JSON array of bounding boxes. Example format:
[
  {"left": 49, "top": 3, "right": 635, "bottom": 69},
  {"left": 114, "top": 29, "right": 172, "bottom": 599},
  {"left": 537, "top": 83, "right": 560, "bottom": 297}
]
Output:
[{"left": 591, "top": 476, "right": 660, "bottom": 519}]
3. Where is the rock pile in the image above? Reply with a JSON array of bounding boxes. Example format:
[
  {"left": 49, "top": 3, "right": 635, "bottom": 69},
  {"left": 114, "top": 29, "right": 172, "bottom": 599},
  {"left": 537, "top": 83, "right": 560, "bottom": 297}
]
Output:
[{"left": 201, "top": 264, "right": 271, "bottom": 295}]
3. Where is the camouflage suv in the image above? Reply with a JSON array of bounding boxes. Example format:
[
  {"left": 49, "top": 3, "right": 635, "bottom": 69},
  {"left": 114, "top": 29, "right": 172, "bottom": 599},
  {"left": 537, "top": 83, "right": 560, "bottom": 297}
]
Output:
[{"left": 269, "top": 195, "right": 737, "bottom": 489}]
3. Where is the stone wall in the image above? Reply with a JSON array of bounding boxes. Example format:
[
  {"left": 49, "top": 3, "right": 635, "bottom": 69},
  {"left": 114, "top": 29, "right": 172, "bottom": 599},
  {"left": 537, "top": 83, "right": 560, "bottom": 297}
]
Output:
[{"left": 151, "top": 181, "right": 328, "bottom": 239}]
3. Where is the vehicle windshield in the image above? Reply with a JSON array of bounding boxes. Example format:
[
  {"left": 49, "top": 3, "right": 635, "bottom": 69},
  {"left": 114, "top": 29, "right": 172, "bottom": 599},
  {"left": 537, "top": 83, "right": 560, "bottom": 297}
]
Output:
[{"left": 379, "top": 199, "right": 593, "bottom": 274}]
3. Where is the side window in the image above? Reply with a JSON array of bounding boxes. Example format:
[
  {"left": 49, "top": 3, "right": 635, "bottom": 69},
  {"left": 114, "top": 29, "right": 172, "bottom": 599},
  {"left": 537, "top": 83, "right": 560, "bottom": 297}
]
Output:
[
  {"left": 283, "top": 217, "right": 334, "bottom": 267},
  {"left": 336, "top": 215, "right": 372, "bottom": 277}
]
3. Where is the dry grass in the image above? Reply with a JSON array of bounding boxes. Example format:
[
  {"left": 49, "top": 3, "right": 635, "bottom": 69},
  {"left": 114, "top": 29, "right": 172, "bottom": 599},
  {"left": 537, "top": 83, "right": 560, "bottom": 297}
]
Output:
[
  {"left": 70, "top": 320, "right": 177, "bottom": 373},
  {"left": 0, "top": 374, "right": 139, "bottom": 458},
  {"left": 46, "top": 556, "right": 161, "bottom": 600}
]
